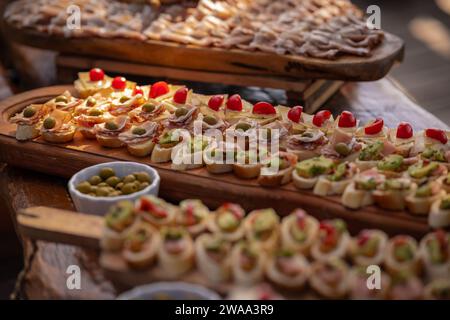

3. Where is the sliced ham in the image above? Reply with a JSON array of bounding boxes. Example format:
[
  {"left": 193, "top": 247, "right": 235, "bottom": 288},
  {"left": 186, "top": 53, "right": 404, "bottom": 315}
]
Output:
[
  {"left": 119, "top": 121, "right": 159, "bottom": 145},
  {"left": 95, "top": 115, "right": 129, "bottom": 137}
]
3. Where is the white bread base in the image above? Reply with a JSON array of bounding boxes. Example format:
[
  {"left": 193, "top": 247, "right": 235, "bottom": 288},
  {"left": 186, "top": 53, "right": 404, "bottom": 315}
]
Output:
[
  {"left": 42, "top": 129, "right": 75, "bottom": 143},
  {"left": 341, "top": 182, "right": 374, "bottom": 209},
  {"left": 150, "top": 144, "right": 174, "bottom": 163},
  {"left": 127, "top": 140, "right": 155, "bottom": 157},
  {"left": 16, "top": 124, "right": 40, "bottom": 141},
  {"left": 429, "top": 198, "right": 450, "bottom": 228},
  {"left": 232, "top": 163, "right": 261, "bottom": 179},
  {"left": 96, "top": 134, "right": 124, "bottom": 148},
  {"left": 292, "top": 170, "right": 319, "bottom": 190},
  {"left": 314, "top": 177, "right": 352, "bottom": 196},
  {"left": 405, "top": 191, "right": 445, "bottom": 215}
]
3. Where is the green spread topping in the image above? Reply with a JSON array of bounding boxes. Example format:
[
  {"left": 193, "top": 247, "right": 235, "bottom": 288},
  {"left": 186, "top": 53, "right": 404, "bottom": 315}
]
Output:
[
  {"left": 217, "top": 212, "right": 240, "bottom": 232},
  {"left": 422, "top": 147, "right": 446, "bottom": 162},
  {"left": 377, "top": 155, "right": 404, "bottom": 171},
  {"left": 408, "top": 162, "right": 438, "bottom": 179},
  {"left": 158, "top": 130, "right": 180, "bottom": 147},
  {"left": 328, "top": 163, "right": 347, "bottom": 182},
  {"left": 359, "top": 141, "right": 384, "bottom": 161},
  {"left": 105, "top": 201, "right": 135, "bottom": 232},
  {"left": 295, "top": 156, "right": 335, "bottom": 178}
]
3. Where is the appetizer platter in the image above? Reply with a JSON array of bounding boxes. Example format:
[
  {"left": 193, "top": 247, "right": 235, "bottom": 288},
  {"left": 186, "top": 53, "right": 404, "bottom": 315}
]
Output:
[
  {"left": 0, "top": 69, "right": 449, "bottom": 236},
  {"left": 18, "top": 198, "right": 450, "bottom": 300},
  {"left": 2, "top": 0, "right": 404, "bottom": 81}
]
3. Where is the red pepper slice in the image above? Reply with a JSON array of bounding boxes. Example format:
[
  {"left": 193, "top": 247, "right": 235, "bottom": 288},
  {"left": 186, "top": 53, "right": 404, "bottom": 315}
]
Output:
[
  {"left": 226, "top": 94, "right": 242, "bottom": 111},
  {"left": 132, "top": 86, "right": 143, "bottom": 96},
  {"left": 357, "top": 231, "right": 370, "bottom": 246},
  {"left": 208, "top": 95, "right": 224, "bottom": 111},
  {"left": 89, "top": 68, "right": 104, "bottom": 81},
  {"left": 222, "top": 202, "right": 243, "bottom": 219},
  {"left": 364, "top": 118, "right": 384, "bottom": 135},
  {"left": 288, "top": 106, "right": 303, "bottom": 123},
  {"left": 173, "top": 87, "right": 188, "bottom": 104},
  {"left": 396, "top": 122, "right": 413, "bottom": 139},
  {"left": 338, "top": 111, "right": 357, "bottom": 128},
  {"left": 139, "top": 198, "right": 168, "bottom": 218},
  {"left": 252, "top": 102, "right": 276, "bottom": 115},
  {"left": 149, "top": 81, "right": 169, "bottom": 99},
  {"left": 295, "top": 209, "right": 306, "bottom": 229},
  {"left": 425, "top": 128, "right": 448, "bottom": 144},
  {"left": 312, "top": 110, "right": 331, "bottom": 127},
  {"left": 111, "top": 76, "right": 126, "bottom": 90}
]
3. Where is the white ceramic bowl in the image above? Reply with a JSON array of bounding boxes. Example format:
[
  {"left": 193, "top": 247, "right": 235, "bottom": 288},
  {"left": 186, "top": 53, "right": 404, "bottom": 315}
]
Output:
[
  {"left": 68, "top": 161, "right": 160, "bottom": 215},
  {"left": 116, "top": 282, "right": 221, "bottom": 300}
]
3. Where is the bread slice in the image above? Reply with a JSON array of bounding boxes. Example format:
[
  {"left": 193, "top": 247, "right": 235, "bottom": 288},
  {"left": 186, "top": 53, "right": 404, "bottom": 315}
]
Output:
[
  {"left": 15, "top": 124, "right": 40, "bottom": 141},
  {"left": 151, "top": 144, "right": 174, "bottom": 163},
  {"left": 42, "top": 129, "right": 75, "bottom": 143},
  {"left": 405, "top": 191, "right": 445, "bottom": 215},
  {"left": 341, "top": 182, "right": 374, "bottom": 209},
  {"left": 429, "top": 197, "right": 450, "bottom": 228},
  {"left": 232, "top": 163, "right": 261, "bottom": 179},
  {"left": 96, "top": 135, "right": 124, "bottom": 148},
  {"left": 127, "top": 140, "right": 155, "bottom": 157},
  {"left": 292, "top": 170, "right": 318, "bottom": 190}
]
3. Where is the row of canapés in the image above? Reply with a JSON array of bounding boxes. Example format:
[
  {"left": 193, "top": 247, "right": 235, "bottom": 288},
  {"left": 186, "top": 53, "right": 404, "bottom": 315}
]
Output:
[
  {"left": 102, "top": 196, "right": 450, "bottom": 300},
  {"left": 9, "top": 69, "right": 450, "bottom": 225}
]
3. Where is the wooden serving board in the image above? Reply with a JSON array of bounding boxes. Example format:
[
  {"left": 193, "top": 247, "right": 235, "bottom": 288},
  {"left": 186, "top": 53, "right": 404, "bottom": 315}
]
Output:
[
  {"left": 3, "top": 22, "right": 404, "bottom": 82},
  {"left": 0, "top": 85, "right": 431, "bottom": 237}
]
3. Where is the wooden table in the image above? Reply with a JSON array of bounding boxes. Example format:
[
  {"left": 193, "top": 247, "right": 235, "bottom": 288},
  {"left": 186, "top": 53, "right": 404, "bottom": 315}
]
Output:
[{"left": 2, "top": 78, "right": 448, "bottom": 299}]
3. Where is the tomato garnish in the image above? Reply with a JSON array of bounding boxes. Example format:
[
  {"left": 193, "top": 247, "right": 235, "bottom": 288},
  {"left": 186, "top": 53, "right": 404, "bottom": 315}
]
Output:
[
  {"left": 287, "top": 106, "right": 303, "bottom": 123},
  {"left": 226, "top": 94, "right": 242, "bottom": 111},
  {"left": 111, "top": 76, "right": 126, "bottom": 90},
  {"left": 252, "top": 102, "right": 276, "bottom": 115},
  {"left": 425, "top": 128, "right": 448, "bottom": 144},
  {"left": 364, "top": 118, "right": 384, "bottom": 135},
  {"left": 338, "top": 111, "right": 356, "bottom": 128},
  {"left": 295, "top": 209, "right": 306, "bottom": 229},
  {"left": 312, "top": 110, "right": 332, "bottom": 127},
  {"left": 208, "top": 95, "right": 224, "bottom": 111},
  {"left": 320, "top": 223, "right": 337, "bottom": 247},
  {"left": 139, "top": 198, "right": 168, "bottom": 218},
  {"left": 149, "top": 81, "right": 170, "bottom": 99},
  {"left": 173, "top": 87, "right": 188, "bottom": 104},
  {"left": 357, "top": 231, "right": 370, "bottom": 246},
  {"left": 396, "top": 122, "right": 413, "bottom": 139},
  {"left": 222, "top": 202, "right": 243, "bottom": 219},
  {"left": 132, "top": 86, "right": 144, "bottom": 96},
  {"left": 89, "top": 68, "right": 104, "bottom": 81}
]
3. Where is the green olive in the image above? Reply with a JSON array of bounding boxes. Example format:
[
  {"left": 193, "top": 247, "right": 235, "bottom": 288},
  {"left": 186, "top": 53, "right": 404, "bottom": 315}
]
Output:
[
  {"left": 76, "top": 181, "right": 91, "bottom": 194},
  {"left": 236, "top": 122, "right": 251, "bottom": 131},
  {"left": 90, "top": 186, "right": 98, "bottom": 193},
  {"left": 203, "top": 115, "right": 218, "bottom": 125},
  {"left": 109, "top": 191, "right": 121, "bottom": 197},
  {"left": 105, "top": 121, "right": 119, "bottom": 130},
  {"left": 88, "top": 108, "right": 103, "bottom": 116},
  {"left": 116, "top": 182, "right": 124, "bottom": 190},
  {"left": 132, "top": 127, "right": 146, "bottom": 135},
  {"left": 123, "top": 174, "right": 136, "bottom": 183},
  {"left": 106, "top": 176, "right": 121, "bottom": 187},
  {"left": 97, "top": 182, "right": 108, "bottom": 188},
  {"left": 55, "top": 96, "right": 68, "bottom": 103},
  {"left": 99, "top": 167, "right": 115, "bottom": 179},
  {"left": 96, "top": 187, "right": 110, "bottom": 197},
  {"left": 43, "top": 117, "right": 56, "bottom": 129},
  {"left": 23, "top": 106, "right": 36, "bottom": 118},
  {"left": 86, "top": 97, "right": 96, "bottom": 107},
  {"left": 334, "top": 142, "right": 351, "bottom": 156},
  {"left": 120, "top": 96, "right": 129, "bottom": 103},
  {"left": 134, "top": 171, "right": 151, "bottom": 183},
  {"left": 175, "top": 107, "right": 188, "bottom": 117},
  {"left": 88, "top": 175, "right": 102, "bottom": 185},
  {"left": 122, "top": 182, "right": 138, "bottom": 195},
  {"left": 142, "top": 103, "right": 156, "bottom": 113},
  {"left": 138, "top": 182, "right": 150, "bottom": 191}
]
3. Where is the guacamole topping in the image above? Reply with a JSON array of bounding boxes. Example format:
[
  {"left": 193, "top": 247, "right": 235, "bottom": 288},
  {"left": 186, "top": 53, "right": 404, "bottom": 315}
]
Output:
[
  {"left": 408, "top": 162, "right": 439, "bottom": 179},
  {"left": 358, "top": 141, "right": 384, "bottom": 161},
  {"left": 296, "top": 156, "right": 335, "bottom": 178},
  {"left": 377, "top": 154, "right": 404, "bottom": 172}
]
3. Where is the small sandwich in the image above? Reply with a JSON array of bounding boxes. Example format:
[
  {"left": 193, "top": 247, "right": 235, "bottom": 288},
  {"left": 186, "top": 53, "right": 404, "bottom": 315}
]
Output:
[
  {"left": 41, "top": 109, "right": 76, "bottom": 143},
  {"left": 74, "top": 68, "right": 112, "bottom": 98},
  {"left": 100, "top": 201, "right": 137, "bottom": 251},
  {"left": 135, "top": 195, "right": 177, "bottom": 228},
  {"left": 203, "top": 141, "right": 237, "bottom": 174},
  {"left": 389, "top": 122, "right": 415, "bottom": 157},
  {"left": 320, "top": 126, "right": 362, "bottom": 162},
  {"left": 286, "top": 129, "right": 328, "bottom": 161},
  {"left": 45, "top": 91, "right": 83, "bottom": 112},
  {"left": 389, "top": 272, "right": 424, "bottom": 300},
  {"left": 420, "top": 144, "right": 450, "bottom": 169},
  {"left": 309, "top": 109, "right": 334, "bottom": 134},
  {"left": 265, "top": 248, "right": 310, "bottom": 290},
  {"left": 244, "top": 208, "right": 280, "bottom": 252},
  {"left": 406, "top": 160, "right": 448, "bottom": 185},
  {"left": 165, "top": 105, "right": 199, "bottom": 131},
  {"left": 75, "top": 106, "right": 113, "bottom": 139},
  {"left": 348, "top": 229, "right": 388, "bottom": 266},
  {"left": 419, "top": 230, "right": 450, "bottom": 281},
  {"left": 247, "top": 101, "right": 281, "bottom": 125},
  {"left": 355, "top": 117, "right": 389, "bottom": 144},
  {"left": 313, "top": 162, "right": 358, "bottom": 196},
  {"left": 161, "top": 86, "right": 193, "bottom": 111},
  {"left": 372, "top": 178, "right": 416, "bottom": 211},
  {"left": 280, "top": 209, "right": 319, "bottom": 256},
  {"left": 107, "top": 92, "right": 144, "bottom": 116},
  {"left": 224, "top": 94, "right": 252, "bottom": 125},
  {"left": 176, "top": 199, "right": 210, "bottom": 237},
  {"left": 194, "top": 94, "right": 227, "bottom": 119},
  {"left": 355, "top": 140, "right": 396, "bottom": 172},
  {"left": 171, "top": 136, "right": 211, "bottom": 171},
  {"left": 95, "top": 115, "right": 130, "bottom": 148},
  {"left": 341, "top": 169, "right": 386, "bottom": 209},
  {"left": 259, "top": 120, "right": 291, "bottom": 151},
  {"left": 129, "top": 100, "right": 169, "bottom": 123},
  {"left": 158, "top": 227, "right": 195, "bottom": 278},
  {"left": 198, "top": 113, "right": 228, "bottom": 134},
  {"left": 310, "top": 219, "right": 350, "bottom": 262},
  {"left": 10, "top": 104, "right": 51, "bottom": 141},
  {"left": 151, "top": 129, "right": 184, "bottom": 163},
  {"left": 122, "top": 221, "right": 161, "bottom": 270},
  {"left": 348, "top": 266, "right": 391, "bottom": 300},
  {"left": 232, "top": 149, "right": 267, "bottom": 179},
  {"left": 107, "top": 76, "right": 137, "bottom": 98},
  {"left": 384, "top": 235, "right": 420, "bottom": 276},
  {"left": 281, "top": 105, "right": 310, "bottom": 134},
  {"left": 148, "top": 81, "right": 186, "bottom": 105},
  {"left": 405, "top": 180, "right": 445, "bottom": 215},
  {"left": 292, "top": 156, "right": 335, "bottom": 190},
  {"left": 118, "top": 121, "right": 160, "bottom": 157},
  {"left": 424, "top": 279, "right": 450, "bottom": 300},
  {"left": 309, "top": 259, "right": 350, "bottom": 299},
  {"left": 231, "top": 240, "right": 266, "bottom": 286},
  {"left": 225, "top": 118, "right": 259, "bottom": 151},
  {"left": 411, "top": 128, "right": 449, "bottom": 162},
  {"left": 333, "top": 110, "right": 359, "bottom": 134},
  {"left": 207, "top": 203, "right": 246, "bottom": 242},
  {"left": 377, "top": 154, "right": 417, "bottom": 179},
  {"left": 195, "top": 233, "right": 232, "bottom": 283},
  {"left": 429, "top": 194, "right": 450, "bottom": 228},
  {"left": 258, "top": 152, "right": 297, "bottom": 187}
]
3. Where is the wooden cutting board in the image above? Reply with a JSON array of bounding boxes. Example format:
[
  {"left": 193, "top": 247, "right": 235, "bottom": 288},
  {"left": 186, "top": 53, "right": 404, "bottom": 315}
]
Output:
[
  {"left": 0, "top": 85, "right": 430, "bottom": 237},
  {"left": 3, "top": 22, "right": 404, "bottom": 82}
]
